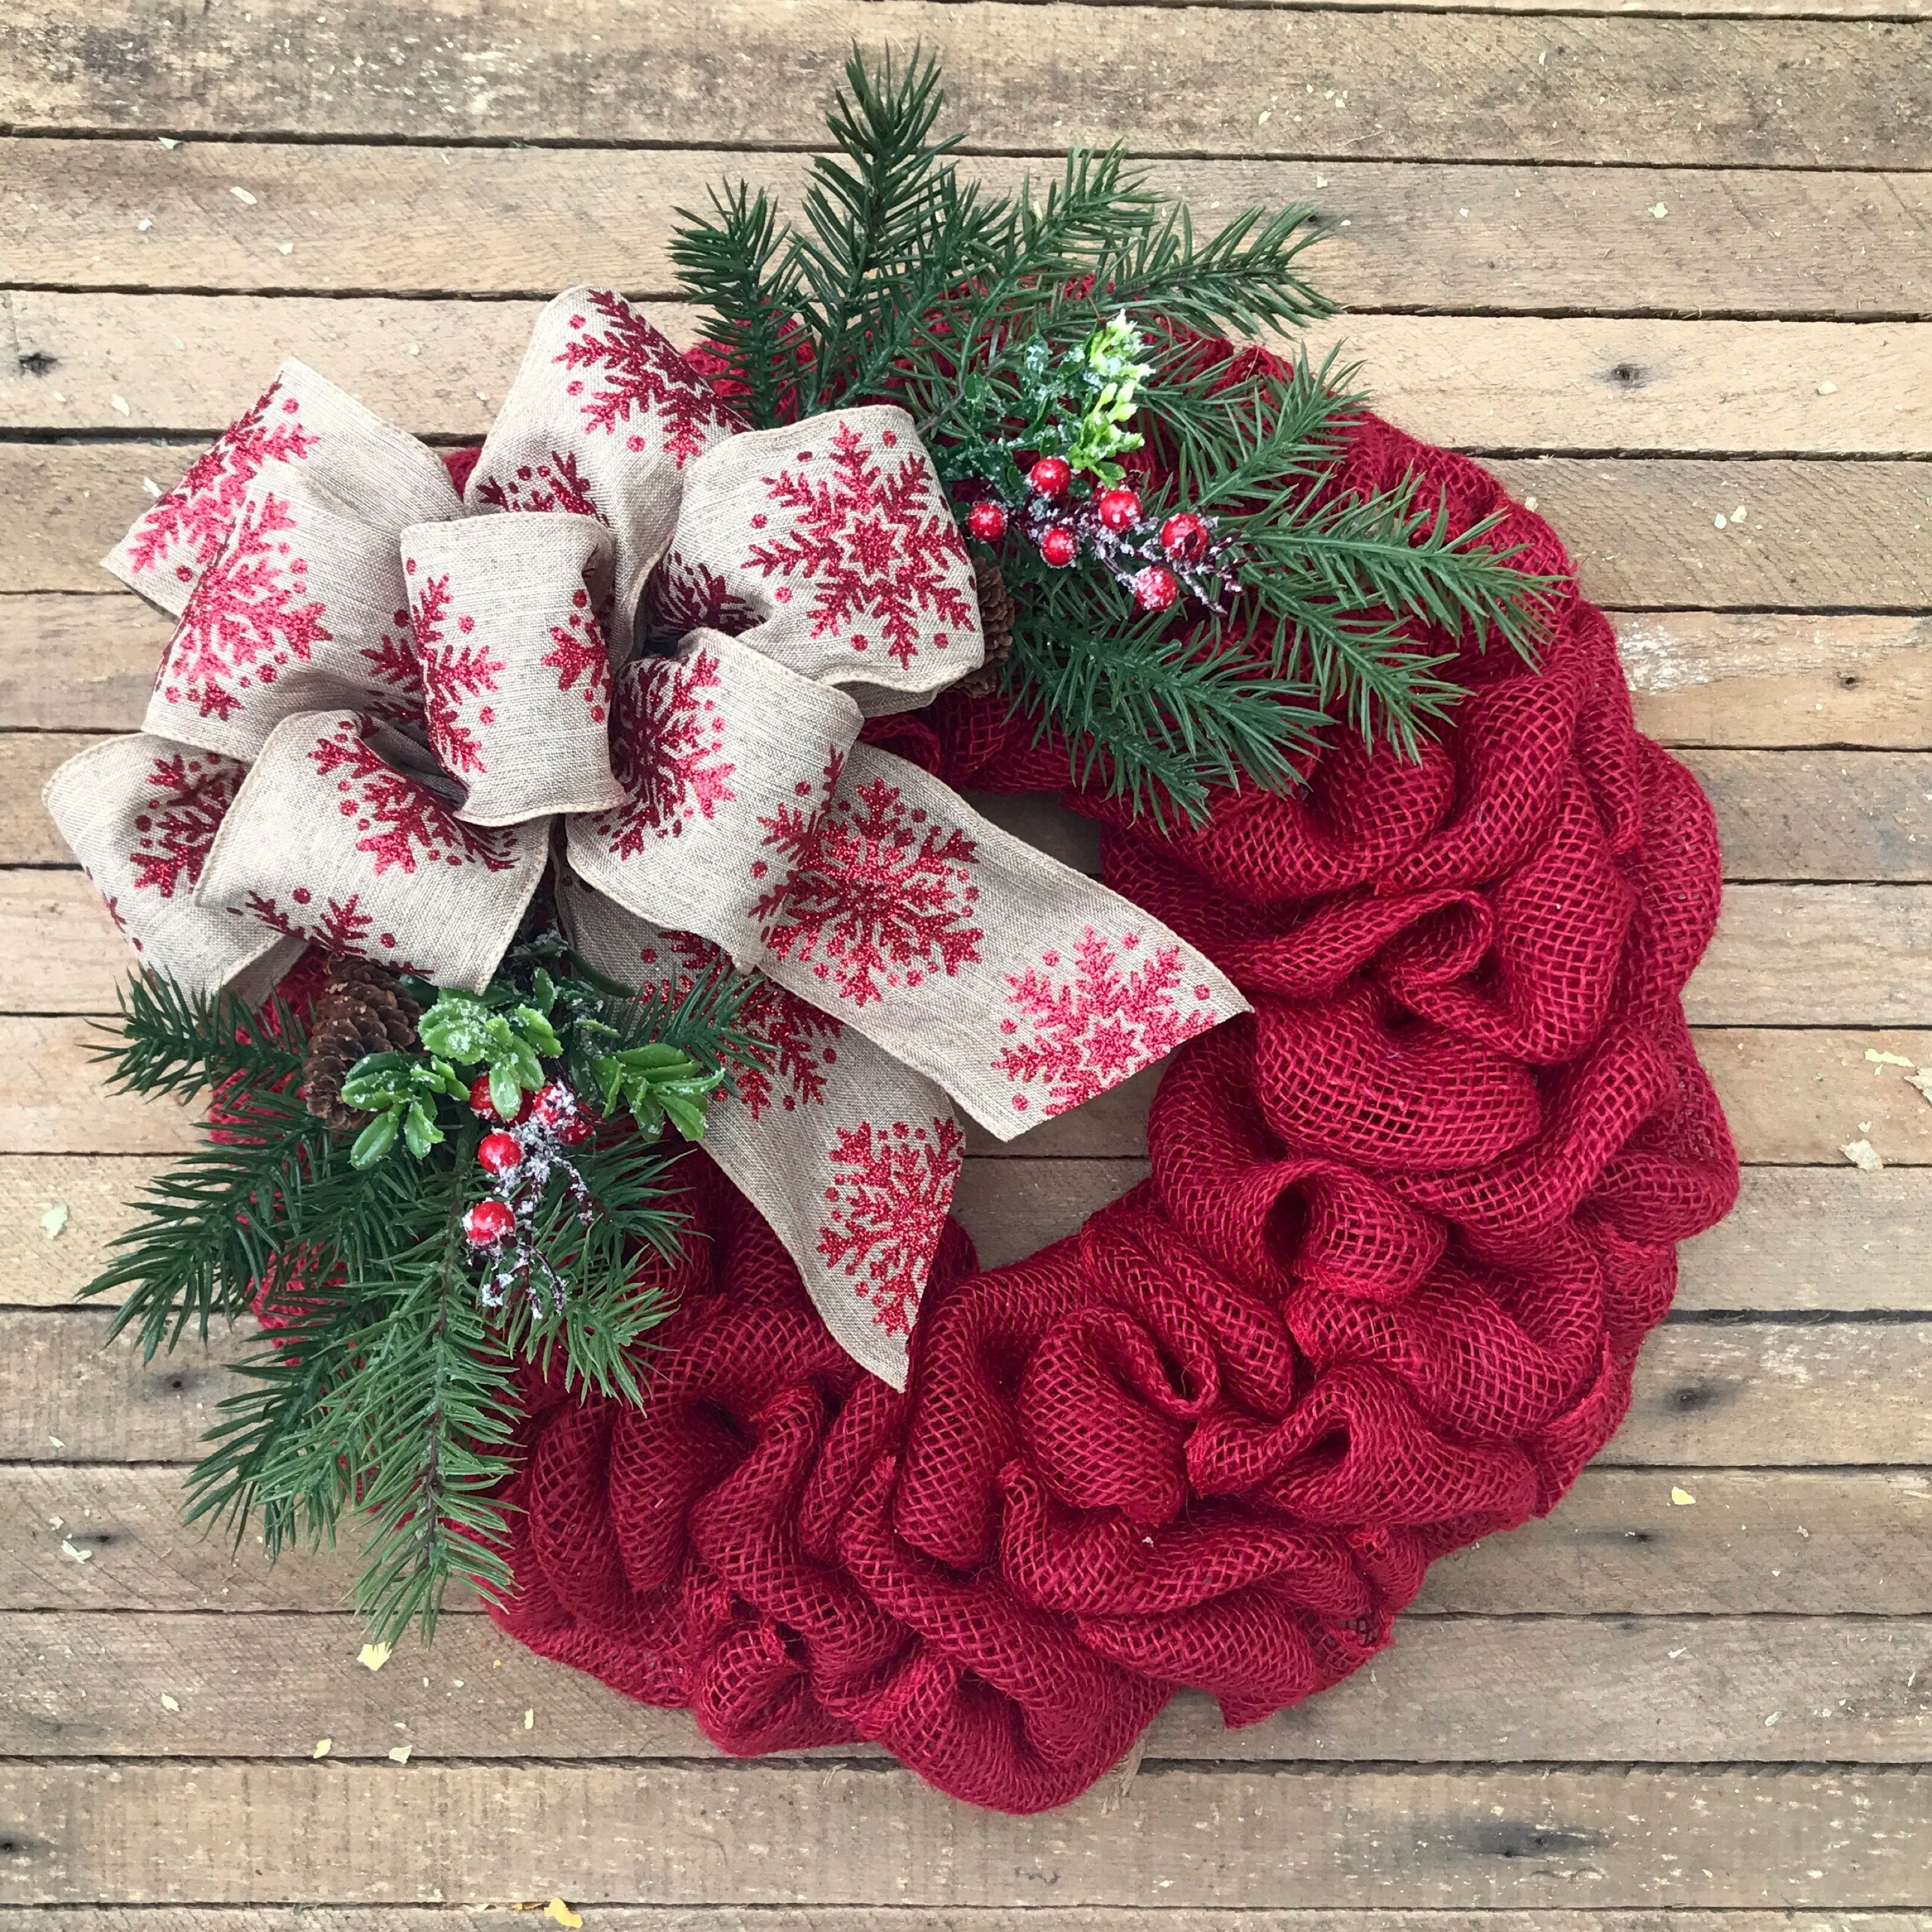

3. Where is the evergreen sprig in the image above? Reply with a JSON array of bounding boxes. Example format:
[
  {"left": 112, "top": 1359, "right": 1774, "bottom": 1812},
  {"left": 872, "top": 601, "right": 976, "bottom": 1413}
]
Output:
[
  {"left": 671, "top": 48, "right": 1558, "bottom": 823},
  {"left": 81, "top": 965, "right": 712, "bottom": 1644}
]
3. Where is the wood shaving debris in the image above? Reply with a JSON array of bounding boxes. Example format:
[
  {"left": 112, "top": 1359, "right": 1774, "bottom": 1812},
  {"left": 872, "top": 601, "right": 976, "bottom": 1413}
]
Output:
[
  {"left": 1906, "top": 1069, "right": 1932, "bottom": 1106},
  {"left": 1817, "top": 380, "right": 1837, "bottom": 395},
  {"left": 110, "top": 396, "right": 131, "bottom": 417},
  {"left": 160, "top": 1694, "right": 179, "bottom": 1712},
  {"left": 1841, "top": 1139, "right": 1883, "bottom": 1171},
  {"left": 388, "top": 1745, "right": 412, "bottom": 1764},
  {"left": 1651, "top": 203, "right": 1668, "bottom": 218},
  {"left": 60, "top": 1539, "right": 91, "bottom": 1563},
  {"left": 1713, "top": 515, "right": 1727, "bottom": 529},
  {"left": 136, "top": 217, "right": 153, "bottom": 232},
  {"left": 39, "top": 1204, "right": 68, "bottom": 1239},
  {"left": 1866, "top": 1049, "right": 1915, "bottom": 1068},
  {"left": 48, "top": 1436, "right": 62, "bottom": 1449},
  {"left": 158, "top": 137, "right": 180, "bottom": 149},
  {"left": 278, "top": 242, "right": 294, "bottom": 254},
  {"left": 142, "top": 477, "right": 163, "bottom": 498},
  {"left": 1523, "top": 495, "right": 1539, "bottom": 510},
  {"left": 1670, "top": 1486, "right": 1696, "bottom": 1506},
  {"left": 524, "top": 1707, "right": 535, "bottom": 1729},
  {"left": 312, "top": 1738, "right": 331, "bottom": 1758},
  {"left": 230, "top": 186, "right": 258, "bottom": 205},
  {"left": 1732, "top": 506, "right": 1747, "bottom": 522},
  {"left": 545, "top": 1903, "right": 583, "bottom": 1929},
  {"left": 358, "top": 1642, "right": 393, "bottom": 1672}
]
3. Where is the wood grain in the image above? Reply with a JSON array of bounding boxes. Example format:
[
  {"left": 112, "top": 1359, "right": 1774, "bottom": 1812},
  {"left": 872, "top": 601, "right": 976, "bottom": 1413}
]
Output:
[
  {"left": 6, "top": 596, "right": 1926, "bottom": 746},
  {"left": 14, "top": 868, "right": 1932, "bottom": 1026},
  {"left": 0, "top": 1917, "right": 1924, "bottom": 1932},
  {"left": 5, "top": 1309, "right": 1923, "bottom": 1466},
  {"left": 8, "top": 142, "right": 1927, "bottom": 318},
  {"left": 12, "top": 293, "right": 1931, "bottom": 457},
  {"left": 6, "top": 1610, "right": 1928, "bottom": 1765},
  {"left": 14, "top": 445, "right": 1927, "bottom": 609},
  {"left": 5, "top": 1759, "right": 1928, "bottom": 1908},
  {"left": 18, "top": 1464, "right": 1923, "bottom": 1616},
  {"left": 4, "top": 3, "right": 1924, "bottom": 169},
  {"left": 10, "top": 1017, "right": 1931, "bottom": 1164},
  {"left": 11, "top": 1155, "right": 1924, "bottom": 1312}
]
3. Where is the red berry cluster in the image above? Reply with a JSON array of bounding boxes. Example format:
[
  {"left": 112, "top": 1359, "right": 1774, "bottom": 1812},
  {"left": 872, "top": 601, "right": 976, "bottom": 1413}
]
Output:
[
  {"left": 459, "top": 1076, "right": 598, "bottom": 1278},
  {"left": 963, "top": 461, "right": 1236, "bottom": 616}
]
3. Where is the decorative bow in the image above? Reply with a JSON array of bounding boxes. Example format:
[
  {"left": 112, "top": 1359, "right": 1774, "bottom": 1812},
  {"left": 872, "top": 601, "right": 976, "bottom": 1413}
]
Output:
[{"left": 46, "top": 287, "right": 1247, "bottom": 1385}]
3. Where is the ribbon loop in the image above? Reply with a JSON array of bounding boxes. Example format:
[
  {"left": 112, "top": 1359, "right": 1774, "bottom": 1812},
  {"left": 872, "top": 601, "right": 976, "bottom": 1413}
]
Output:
[
  {"left": 196, "top": 710, "right": 549, "bottom": 992},
  {"left": 401, "top": 512, "right": 626, "bottom": 826},
  {"left": 657, "top": 405, "right": 983, "bottom": 714}
]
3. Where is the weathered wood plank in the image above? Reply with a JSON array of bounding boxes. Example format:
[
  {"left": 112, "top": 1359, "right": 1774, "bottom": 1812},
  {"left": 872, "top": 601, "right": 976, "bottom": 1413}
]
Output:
[
  {"left": 15, "top": 868, "right": 1932, "bottom": 1028},
  {"left": 19, "top": 1464, "right": 1922, "bottom": 1616},
  {"left": 8, "top": 596, "right": 1926, "bottom": 748},
  {"left": 1622, "top": 611, "right": 1932, "bottom": 749},
  {"left": 1, "top": 1917, "right": 1926, "bottom": 1932},
  {"left": 1683, "top": 752, "right": 1932, "bottom": 882},
  {"left": 14, "top": 446, "right": 1926, "bottom": 609},
  {"left": 3, "top": 3, "right": 1922, "bottom": 169},
  {"left": 9, "top": 1017, "right": 1930, "bottom": 1164},
  {"left": 6, "top": 1609, "right": 1928, "bottom": 1765},
  {"left": 14, "top": 294, "right": 1932, "bottom": 457},
  {"left": 8, "top": 142, "right": 1927, "bottom": 318},
  {"left": 6, "top": 1759, "right": 1928, "bottom": 1907},
  {"left": 14, "top": 1155, "right": 1926, "bottom": 1314},
  {"left": 0, "top": 1919, "right": 1926, "bottom": 1932},
  {"left": 6, "top": 1308, "right": 1924, "bottom": 1465}
]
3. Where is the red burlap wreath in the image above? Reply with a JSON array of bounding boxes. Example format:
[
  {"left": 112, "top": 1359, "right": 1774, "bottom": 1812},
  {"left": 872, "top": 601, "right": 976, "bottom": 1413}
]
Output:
[{"left": 482, "top": 384, "right": 1739, "bottom": 1813}]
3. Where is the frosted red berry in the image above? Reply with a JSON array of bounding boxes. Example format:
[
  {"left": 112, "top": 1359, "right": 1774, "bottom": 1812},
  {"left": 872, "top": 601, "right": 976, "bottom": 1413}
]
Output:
[
  {"left": 477, "top": 1130, "right": 523, "bottom": 1177},
  {"left": 965, "top": 500, "right": 1009, "bottom": 543},
  {"left": 1095, "top": 487, "right": 1142, "bottom": 531},
  {"left": 1037, "top": 526, "right": 1079, "bottom": 568},
  {"left": 468, "top": 1074, "right": 533, "bottom": 1124},
  {"left": 529, "top": 1080, "right": 594, "bottom": 1146},
  {"left": 1132, "top": 564, "right": 1181, "bottom": 612},
  {"left": 462, "top": 1199, "right": 516, "bottom": 1247},
  {"left": 1027, "top": 456, "right": 1072, "bottom": 500},
  {"left": 1160, "top": 512, "right": 1209, "bottom": 562}
]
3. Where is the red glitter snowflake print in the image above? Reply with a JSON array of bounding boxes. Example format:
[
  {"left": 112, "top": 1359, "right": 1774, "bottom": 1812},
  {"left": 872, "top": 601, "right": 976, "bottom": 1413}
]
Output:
[
  {"left": 596, "top": 649, "right": 736, "bottom": 855},
  {"left": 309, "top": 722, "right": 518, "bottom": 876},
  {"left": 747, "top": 419, "right": 973, "bottom": 670},
  {"left": 473, "top": 448, "right": 601, "bottom": 517},
  {"left": 643, "top": 553, "right": 755, "bottom": 650},
  {"left": 158, "top": 491, "right": 331, "bottom": 723},
  {"left": 649, "top": 931, "right": 842, "bottom": 1119},
  {"left": 409, "top": 572, "right": 504, "bottom": 775},
  {"left": 996, "top": 927, "right": 1220, "bottom": 1118},
  {"left": 126, "top": 378, "right": 318, "bottom": 587},
  {"left": 126, "top": 752, "right": 243, "bottom": 898},
  {"left": 542, "top": 589, "right": 612, "bottom": 724},
  {"left": 815, "top": 1115, "right": 963, "bottom": 1336},
  {"left": 554, "top": 291, "right": 737, "bottom": 465},
  {"left": 754, "top": 773, "right": 981, "bottom": 1007},
  {"left": 243, "top": 887, "right": 372, "bottom": 954}
]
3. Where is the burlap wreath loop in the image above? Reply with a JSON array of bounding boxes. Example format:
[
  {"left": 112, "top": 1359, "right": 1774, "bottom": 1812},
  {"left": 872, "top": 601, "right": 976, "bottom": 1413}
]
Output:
[{"left": 44, "top": 288, "right": 1246, "bottom": 1385}]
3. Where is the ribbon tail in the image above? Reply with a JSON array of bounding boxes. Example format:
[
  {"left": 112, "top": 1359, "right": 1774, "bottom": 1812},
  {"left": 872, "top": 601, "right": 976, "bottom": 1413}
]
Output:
[{"left": 558, "top": 871, "right": 959, "bottom": 1391}]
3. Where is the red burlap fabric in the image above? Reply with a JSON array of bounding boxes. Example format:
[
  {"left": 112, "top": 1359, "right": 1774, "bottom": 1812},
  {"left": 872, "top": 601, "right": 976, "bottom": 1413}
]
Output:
[{"left": 486, "top": 402, "right": 1739, "bottom": 1812}]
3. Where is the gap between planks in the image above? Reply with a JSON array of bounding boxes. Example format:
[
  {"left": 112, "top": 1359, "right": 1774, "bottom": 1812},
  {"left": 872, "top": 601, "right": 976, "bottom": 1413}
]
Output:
[
  {"left": 2, "top": 2, "right": 1926, "bottom": 171},
  {"left": 7, "top": 294, "right": 1931, "bottom": 457},
  {"left": 5, "top": 144, "right": 1927, "bottom": 319}
]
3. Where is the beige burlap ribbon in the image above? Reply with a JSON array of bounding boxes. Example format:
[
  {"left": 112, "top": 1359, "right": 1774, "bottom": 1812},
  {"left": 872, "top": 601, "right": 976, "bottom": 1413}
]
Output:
[{"left": 46, "top": 287, "right": 1247, "bottom": 1385}]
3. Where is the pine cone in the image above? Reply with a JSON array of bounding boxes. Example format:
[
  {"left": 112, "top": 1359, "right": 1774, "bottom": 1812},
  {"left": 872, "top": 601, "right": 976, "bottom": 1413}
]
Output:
[
  {"left": 960, "top": 551, "right": 1017, "bottom": 699},
  {"left": 299, "top": 959, "right": 422, "bottom": 1132}
]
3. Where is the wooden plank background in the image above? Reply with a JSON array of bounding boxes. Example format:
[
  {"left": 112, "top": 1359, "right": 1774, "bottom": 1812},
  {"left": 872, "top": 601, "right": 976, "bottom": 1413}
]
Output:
[{"left": 1, "top": 0, "right": 1929, "bottom": 1921}]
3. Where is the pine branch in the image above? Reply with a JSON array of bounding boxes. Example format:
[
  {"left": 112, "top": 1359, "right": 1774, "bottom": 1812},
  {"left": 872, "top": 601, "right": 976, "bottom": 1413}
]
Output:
[
  {"left": 94, "top": 972, "right": 305, "bottom": 1101},
  {"left": 668, "top": 180, "right": 804, "bottom": 429}
]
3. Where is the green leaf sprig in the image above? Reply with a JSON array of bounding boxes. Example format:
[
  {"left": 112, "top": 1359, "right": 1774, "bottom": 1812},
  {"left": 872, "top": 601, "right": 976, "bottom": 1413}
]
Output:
[{"left": 591, "top": 1043, "right": 724, "bottom": 1143}]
